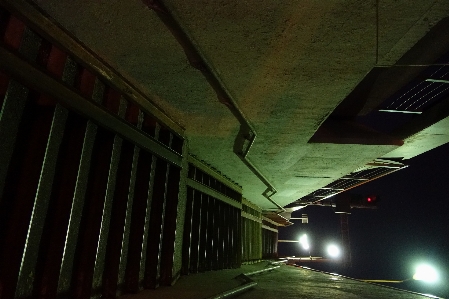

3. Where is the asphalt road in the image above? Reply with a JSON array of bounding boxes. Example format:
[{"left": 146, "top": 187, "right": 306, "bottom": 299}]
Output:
[{"left": 119, "top": 262, "right": 441, "bottom": 299}]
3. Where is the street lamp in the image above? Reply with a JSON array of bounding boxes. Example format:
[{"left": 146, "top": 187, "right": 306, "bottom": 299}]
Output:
[
  {"left": 326, "top": 244, "right": 340, "bottom": 258},
  {"left": 413, "top": 264, "right": 438, "bottom": 283},
  {"left": 299, "top": 234, "right": 311, "bottom": 259}
]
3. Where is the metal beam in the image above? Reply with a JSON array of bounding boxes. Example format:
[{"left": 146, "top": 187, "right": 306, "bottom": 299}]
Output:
[
  {"left": 0, "top": 45, "right": 183, "bottom": 167},
  {"left": 186, "top": 178, "right": 241, "bottom": 209}
]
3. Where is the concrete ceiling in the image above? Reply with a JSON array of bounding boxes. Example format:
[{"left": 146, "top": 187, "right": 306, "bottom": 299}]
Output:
[{"left": 32, "top": 0, "right": 449, "bottom": 209}]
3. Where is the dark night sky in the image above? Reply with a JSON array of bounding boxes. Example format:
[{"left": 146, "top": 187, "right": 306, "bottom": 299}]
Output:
[{"left": 278, "top": 143, "right": 449, "bottom": 298}]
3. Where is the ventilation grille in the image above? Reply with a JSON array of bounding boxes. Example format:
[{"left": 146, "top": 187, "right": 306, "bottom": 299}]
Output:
[{"left": 292, "top": 161, "right": 407, "bottom": 205}]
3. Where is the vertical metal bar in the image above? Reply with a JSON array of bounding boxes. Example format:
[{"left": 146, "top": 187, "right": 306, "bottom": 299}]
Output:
[
  {"left": 240, "top": 216, "right": 244, "bottom": 263},
  {"left": 247, "top": 219, "right": 252, "bottom": 261},
  {"left": 0, "top": 72, "right": 8, "bottom": 108},
  {"left": 169, "top": 142, "right": 187, "bottom": 282},
  {"left": 71, "top": 127, "right": 115, "bottom": 299},
  {"left": 116, "top": 145, "right": 140, "bottom": 294},
  {"left": 243, "top": 218, "right": 248, "bottom": 263},
  {"left": 0, "top": 20, "right": 41, "bottom": 201},
  {"left": 228, "top": 206, "right": 235, "bottom": 268},
  {"left": 160, "top": 165, "right": 181, "bottom": 285},
  {"left": 259, "top": 222, "right": 262, "bottom": 259},
  {"left": 205, "top": 196, "right": 214, "bottom": 271},
  {"left": 101, "top": 139, "right": 134, "bottom": 298},
  {"left": 144, "top": 158, "right": 169, "bottom": 289},
  {"left": 124, "top": 149, "right": 153, "bottom": 293},
  {"left": 263, "top": 227, "right": 266, "bottom": 257},
  {"left": 91, "top": 95, "right": 127, "bottom": 297},
  {"left": 181, "top": 187, "right": 194, "bottom": 275},
  {"left": 212, "top": 198, "right": 220, "bottom": 270},
  {"left": 235, "top": 208, "right": 241, "bottom": 267},
  {"left": 254, "top": 220, "right": 257, "bottom": 260},
  {"left": 0, "top": 91, "right": 55, "bottom": 299},
  {"left": 189, "top": 190, "right": 201, "bottom": 273},
  {"left": 236, "top": 208, "right": 242, "bottom": 267},
  {"left": 90, "top": 134, "right": 123, "bottom": 297},
  {"left": 340, "top": 213, "right": 351, "bottom": 267},
  {"left": 0, "top": 80, "right": 29, "bottom": 203},
  {"left": 137, "top": 154, "right": 157, "bottom": 288},
  {"left": 15, "top": 104, "right": 68, "bottom": 298},
  {"left": 55, "top": 57, "right": 97, "bottom": 295},
  {"left": 216, "top": 201, "right": 224, "bottom": 270},
  {"left": 232, "top": 208, "right": 239, "bottom": 268},
  {"left": 116, "top": 108, "right": 142, "bottom": 295},
  {"left": 223, "top": 204, "right": 231, "bottom": 269},
  {"left": 197, "top": 193, "right": 208, "bottom": 272},
  {"left": 258, "top": 221, "right": 262, "bottom": 260},
  {"left": 262, "top": 229, "right": 265, "bottom": 258},
  {"left": 57, "top": 71, "right": 106, "bottom": 299},
  {"left": 247, "top": 218, "right": 250, "bottom": 262},
  {"left": 32, "top": 111, "right": 87, "bottom": 299}
]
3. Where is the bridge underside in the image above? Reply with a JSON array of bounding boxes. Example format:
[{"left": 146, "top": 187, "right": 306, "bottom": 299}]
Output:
[{"left": 0, "top": 1, "right": 448, "bottom": 298}]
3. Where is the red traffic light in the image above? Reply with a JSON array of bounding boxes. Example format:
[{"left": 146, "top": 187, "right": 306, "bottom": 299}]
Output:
[{"left": 365, "top": 196, "right": 377, "bottom": 203}]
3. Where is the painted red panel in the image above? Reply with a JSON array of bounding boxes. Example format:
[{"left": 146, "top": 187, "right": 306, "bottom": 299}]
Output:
[
  {"left": 102, "top": 86, "right": 121, "bottom": 115},
  {"left": 3, "top": 15, "right": 25, "bottom": 50},
  {"left": 46, "top": 46, "right": 68, "bottom": 79},
  {"left": 141, "top": 113, "right": 157, "bottom": 137},
  {"left": 125, "top": 101, "right": 140, "bottom": 126},
  {"left": 75, "top": 68, "right": 96, "bottom": 99}
]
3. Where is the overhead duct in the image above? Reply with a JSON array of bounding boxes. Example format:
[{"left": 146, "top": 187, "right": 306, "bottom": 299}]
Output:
[{"left": 143, "top": 0, "right": 284, "bottom": 212}]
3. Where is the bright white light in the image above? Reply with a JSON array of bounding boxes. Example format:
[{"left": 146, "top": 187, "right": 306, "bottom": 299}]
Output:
[
  {"left": 299, "top": 234, "right": 310, "bottom": 250},
  {"left": 327, "top": 244, "right": 340, "bottom": 258},
  {"left": 413, "top": 264, "right": 438, "bottom": 283}
]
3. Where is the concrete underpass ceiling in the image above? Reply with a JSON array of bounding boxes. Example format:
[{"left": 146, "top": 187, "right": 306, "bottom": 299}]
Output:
[{"left": 32, "top": 0, "right": 449, "bottom": 209}]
